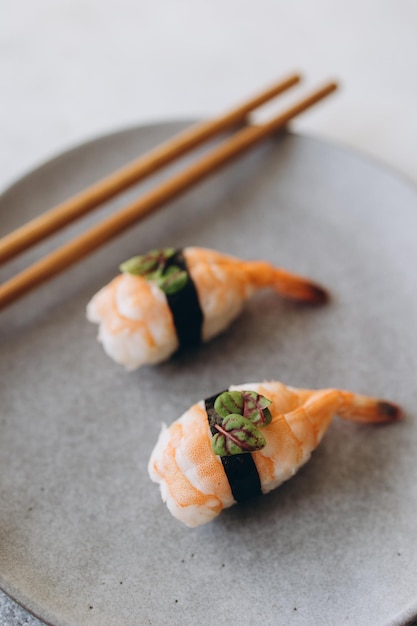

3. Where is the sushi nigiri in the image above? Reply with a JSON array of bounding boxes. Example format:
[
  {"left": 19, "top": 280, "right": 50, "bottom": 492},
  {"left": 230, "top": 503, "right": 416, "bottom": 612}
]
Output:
[
  {"left": 148, "top": 380, "right": 401, "bottom": 527},
  {"left": 86, "top": 247, "right": 327, "bottom": 370}
]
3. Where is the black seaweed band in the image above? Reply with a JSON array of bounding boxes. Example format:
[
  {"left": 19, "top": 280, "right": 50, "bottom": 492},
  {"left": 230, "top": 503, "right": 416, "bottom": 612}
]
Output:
[
  {"left": 166, "top": 250, "right": 204, "bottom": 349},
  {"left": 205, "top": 392, "right": 262, "bottom": 503}
]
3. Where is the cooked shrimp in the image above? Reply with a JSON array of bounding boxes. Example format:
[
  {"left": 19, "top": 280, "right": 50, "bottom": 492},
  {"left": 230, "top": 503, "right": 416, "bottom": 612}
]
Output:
[
  {"left": 148, "top": 380, "right": 401, "bottom": 527},
  {"left": 87, "top": 247, "right": 326, "bottom": 370}
]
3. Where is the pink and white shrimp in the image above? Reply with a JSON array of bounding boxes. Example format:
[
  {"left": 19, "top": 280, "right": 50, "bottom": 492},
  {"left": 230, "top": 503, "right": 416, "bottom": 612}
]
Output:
[
  {"left": 148, "top": 380, "right": 401, "bottom": 527},
  {"left": 87, "top": 247, "right": 326, "bottom": 370}
]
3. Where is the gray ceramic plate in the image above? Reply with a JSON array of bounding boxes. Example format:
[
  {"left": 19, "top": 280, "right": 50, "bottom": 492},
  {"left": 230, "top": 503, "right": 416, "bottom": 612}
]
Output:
[{"left": 1, "top": 122, "right": 417, "bottom": 626}]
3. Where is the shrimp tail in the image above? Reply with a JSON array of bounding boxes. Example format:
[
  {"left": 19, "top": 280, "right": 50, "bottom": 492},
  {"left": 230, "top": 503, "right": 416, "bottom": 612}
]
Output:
[
  {"left": 337, "top": 390, "right": 403, "bottom": 424},
  {"left": 245, "top": 261, "right": 328, "bottom": 304}
]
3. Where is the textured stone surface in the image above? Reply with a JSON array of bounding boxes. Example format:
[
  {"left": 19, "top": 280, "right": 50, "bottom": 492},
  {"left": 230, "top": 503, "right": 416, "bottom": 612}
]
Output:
[
  {"left": 1, "top": 125, "right": 416, "bottom": 626},
  {"left": 0, "top": 590, "right": 43, "bottom": 626}
]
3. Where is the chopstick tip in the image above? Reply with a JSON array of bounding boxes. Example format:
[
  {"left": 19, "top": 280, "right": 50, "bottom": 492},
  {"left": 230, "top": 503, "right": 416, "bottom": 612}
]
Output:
[
  {"left": 288, "top": 71, "right": 303, "bottom": 85},
  {"left": 327, "top": 80, "right": 340, "bottom": 92}
]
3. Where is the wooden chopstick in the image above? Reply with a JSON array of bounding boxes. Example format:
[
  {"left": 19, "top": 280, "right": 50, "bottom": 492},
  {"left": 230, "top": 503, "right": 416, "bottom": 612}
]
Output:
[
  {"left": 0, "top": 81, "right": 337, "bottom": 310},
  {"left": 0, "top": 73, "right": 301, "bottom": 265}
]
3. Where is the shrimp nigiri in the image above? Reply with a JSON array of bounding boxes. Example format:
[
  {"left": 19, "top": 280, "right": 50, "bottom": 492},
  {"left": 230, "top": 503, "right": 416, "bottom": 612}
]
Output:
[
  {"left": 148, "top": 380, "right": 401, "bottom": 527},
  {"left": 87, "top": 247, "right": 327, "bottom": 370}
]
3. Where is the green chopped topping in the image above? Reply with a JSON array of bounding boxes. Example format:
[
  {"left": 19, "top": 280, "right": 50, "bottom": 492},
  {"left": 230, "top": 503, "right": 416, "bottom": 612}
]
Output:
[
  {"left": 214, "top": 391, "right": 244, "bottom": 418},
  {"left": 119, "top": 248, "right": 188, "bottom": 295},
  {"left": 119, "top": 248, "right": 176, "bottom": 275},
  {"left": 211, "top": 390, "right": 273, "bottom": 457},
  {"left": 212, "top": 414, "right": 266, "bottom": 456},
  {"left": 241, "top": 390, "right": 272, "bottom": 426},
  {"left": 157, "top": 266, "right": 188, "bottom": 295}
]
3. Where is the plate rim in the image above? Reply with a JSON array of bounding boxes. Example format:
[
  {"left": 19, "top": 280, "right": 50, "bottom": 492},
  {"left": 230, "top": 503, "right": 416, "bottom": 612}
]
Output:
[{"left": 1, "top": 118, "right": 417, "bottom": 205}]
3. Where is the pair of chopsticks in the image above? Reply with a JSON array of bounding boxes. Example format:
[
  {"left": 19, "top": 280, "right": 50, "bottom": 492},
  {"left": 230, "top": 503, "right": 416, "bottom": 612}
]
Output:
[{"left": 0, "top": 73, "right": 338, "bottom": 310}]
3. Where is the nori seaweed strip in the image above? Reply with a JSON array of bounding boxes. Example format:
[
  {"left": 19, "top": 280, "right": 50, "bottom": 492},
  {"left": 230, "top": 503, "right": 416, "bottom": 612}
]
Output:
[
  {"left": 165, "top": 249, "right": 203, "bottom": 349},
  {"left": 205, "top": 392, "right": 262, "bottom": 502}
]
